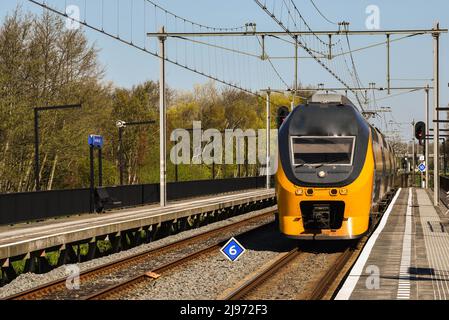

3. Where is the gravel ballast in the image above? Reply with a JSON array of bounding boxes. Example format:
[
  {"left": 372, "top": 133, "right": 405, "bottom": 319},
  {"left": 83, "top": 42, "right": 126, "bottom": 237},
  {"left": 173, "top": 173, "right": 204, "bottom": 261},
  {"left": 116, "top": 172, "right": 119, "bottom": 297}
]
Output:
[
  {"left": 0, "top": 206, "right": 276, "bottom": 299},
  {"left": 118, "top": 223, "right": 296, "bottom": 300}
]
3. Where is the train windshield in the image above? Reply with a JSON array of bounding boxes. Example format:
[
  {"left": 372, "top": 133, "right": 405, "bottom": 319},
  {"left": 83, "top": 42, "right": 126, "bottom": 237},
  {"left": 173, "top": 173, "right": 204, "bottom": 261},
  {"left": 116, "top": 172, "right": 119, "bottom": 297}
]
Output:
[{"left": 291, "top": 136, "right": 355, "bottom": 166}]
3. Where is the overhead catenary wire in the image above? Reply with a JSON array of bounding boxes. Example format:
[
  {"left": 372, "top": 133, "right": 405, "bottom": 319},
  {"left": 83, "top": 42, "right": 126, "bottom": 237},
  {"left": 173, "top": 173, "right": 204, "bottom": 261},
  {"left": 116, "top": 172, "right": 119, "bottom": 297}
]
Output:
[
  {"left": 375, "top": 88, "right": 422, "bottom": 102},
  {"left": 27, "top": 0, "right": 288, "bottom": 108},
  {"left": 342, "top": 24, "right": 365, "bottom": 109},
  {"left": 143, "top": 0, "right": 245, "bottom": 32},
  {"left": 256, "top": 36, "right": 290, "bottom": 88},
  {"left": 287, "top": 0, "right": 337, "bottom": 48},
  {"left": 309, "top": 0, "right": 338, "bottom": 25},
  {"left": 267, "top": 33, "right": 419, "bottom": 59},
  {"left": 28, "top": 1, "right": 265, "bottom": 101},
  {"left": 253, "top": 0, "right": 353, "bottom": 91}
]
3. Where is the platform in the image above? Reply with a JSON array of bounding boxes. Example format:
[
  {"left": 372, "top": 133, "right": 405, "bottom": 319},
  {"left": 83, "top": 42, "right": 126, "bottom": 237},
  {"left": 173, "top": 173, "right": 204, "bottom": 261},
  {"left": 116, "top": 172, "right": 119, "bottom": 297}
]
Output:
[
  {"left": 0, "top": 189, "right": 275, "bottom": 264},
  {"left": 336, "top": 187, "right": 449, "bottom": 300}
]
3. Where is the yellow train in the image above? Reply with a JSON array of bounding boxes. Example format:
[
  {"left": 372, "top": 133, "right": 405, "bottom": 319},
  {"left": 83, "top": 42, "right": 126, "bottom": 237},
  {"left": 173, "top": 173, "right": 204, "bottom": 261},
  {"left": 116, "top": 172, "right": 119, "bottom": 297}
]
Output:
[{"left": 275, "top": 93, "right": 396, "bottom": 240}]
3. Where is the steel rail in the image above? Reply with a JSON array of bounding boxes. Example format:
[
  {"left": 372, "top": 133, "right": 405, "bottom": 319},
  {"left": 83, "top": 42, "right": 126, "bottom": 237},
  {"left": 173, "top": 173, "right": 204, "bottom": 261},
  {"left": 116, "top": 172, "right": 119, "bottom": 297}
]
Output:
[
  {"left": 85, "top": 242, "right": 223, "bottom": 300},
  {"left": 4, "top": 210, "right": 276, "bottom": 300},
  {"left": 306, "top": 247, "right": 354, "bottom": 300},
  {"left": 224, "top": 248, "right": 301, "bottom": 300},
  {"left": 85, "top": 222, "right": 273, "bottom": 300}
]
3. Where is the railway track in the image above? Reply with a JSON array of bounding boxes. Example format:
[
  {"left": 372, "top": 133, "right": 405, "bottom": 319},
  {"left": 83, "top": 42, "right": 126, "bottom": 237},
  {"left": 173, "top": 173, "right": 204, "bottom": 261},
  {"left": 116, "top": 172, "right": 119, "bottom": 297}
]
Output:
[
  {"left": 224, "top": 248, "right": 302, "bottom": 300},
  {"left": 306, "top": 247, "right": 355, "bottom": 300},
  {"left": 221, "top": 191, "right": 398, "bottom": 301},
  {"left": 85, "top": 240, "right": 225, "bottom": 300},
  {"left": 4, "top": 209, "right": 276, "bottom": 300},
  {"left": 5, "top": 190, "right": 398, "bottom": 300},
  {"left": 222, "top": 245, "right": 355, "bottom": 300}
]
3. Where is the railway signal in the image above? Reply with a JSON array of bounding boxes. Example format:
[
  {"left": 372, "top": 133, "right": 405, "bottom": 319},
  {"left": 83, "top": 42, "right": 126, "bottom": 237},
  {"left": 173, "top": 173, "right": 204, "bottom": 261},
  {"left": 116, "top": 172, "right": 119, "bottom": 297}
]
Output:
[
  {"left": 277, "top": 106, "right": 290, "bottom": 129},
  {"left": 415, "top": 121, "right": 426, "bottom": 145}
]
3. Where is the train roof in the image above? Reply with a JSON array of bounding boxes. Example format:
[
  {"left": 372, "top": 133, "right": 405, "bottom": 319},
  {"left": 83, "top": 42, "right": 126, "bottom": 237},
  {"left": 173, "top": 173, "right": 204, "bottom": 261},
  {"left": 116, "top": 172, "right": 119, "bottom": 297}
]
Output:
[{"left": 309, "top": 92, "right": 354, "bottom": 106}]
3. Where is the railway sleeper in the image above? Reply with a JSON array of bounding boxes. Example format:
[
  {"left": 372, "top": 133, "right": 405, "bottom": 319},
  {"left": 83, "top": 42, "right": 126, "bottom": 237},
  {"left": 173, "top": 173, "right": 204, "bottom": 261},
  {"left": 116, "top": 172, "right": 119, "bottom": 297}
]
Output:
[{"left": 0, "top": 198, "right": 276, "bottom": 286}]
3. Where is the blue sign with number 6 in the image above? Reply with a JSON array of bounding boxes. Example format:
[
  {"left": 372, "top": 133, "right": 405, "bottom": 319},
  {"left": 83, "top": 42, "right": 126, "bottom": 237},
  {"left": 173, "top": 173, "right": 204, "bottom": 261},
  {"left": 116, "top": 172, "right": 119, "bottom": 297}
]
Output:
[{"left": 220, "top": 237, "right": 246, "bottom": 262}]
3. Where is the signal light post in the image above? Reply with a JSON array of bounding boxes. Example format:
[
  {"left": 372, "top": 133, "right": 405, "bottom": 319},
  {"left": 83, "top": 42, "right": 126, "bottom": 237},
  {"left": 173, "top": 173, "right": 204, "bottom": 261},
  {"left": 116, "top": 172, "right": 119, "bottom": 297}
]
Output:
[
  {"left": 277, "top": 106, "right": 290, "bottom": 129},
  {"left": 414, "top": 121, "right": 426, "bottom": 188}
]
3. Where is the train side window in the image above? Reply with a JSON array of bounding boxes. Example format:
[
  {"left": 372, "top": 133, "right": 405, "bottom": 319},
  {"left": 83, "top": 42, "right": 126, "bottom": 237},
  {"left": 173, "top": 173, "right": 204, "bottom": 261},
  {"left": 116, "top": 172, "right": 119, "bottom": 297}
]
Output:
[
  {"left": 371, "top": 127, "right": 379, "bottom": 143},
  {"left": 371, "top": 127, "right": 378, "bottom": 170}
]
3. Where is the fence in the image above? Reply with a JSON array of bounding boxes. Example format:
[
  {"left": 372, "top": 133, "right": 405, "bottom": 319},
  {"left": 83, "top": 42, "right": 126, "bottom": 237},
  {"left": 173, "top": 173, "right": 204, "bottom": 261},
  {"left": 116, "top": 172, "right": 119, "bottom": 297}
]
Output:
[
  {"left": 0, "top": 176, "right": 270, "bottom": 225},
  {"left": 440, "top": 176, "right": 449, "bottom": 191}
]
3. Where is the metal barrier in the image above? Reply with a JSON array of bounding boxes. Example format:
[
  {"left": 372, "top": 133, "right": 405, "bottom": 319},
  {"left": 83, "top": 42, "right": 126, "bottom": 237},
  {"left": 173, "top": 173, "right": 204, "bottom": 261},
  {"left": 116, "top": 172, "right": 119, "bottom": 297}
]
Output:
[
  {"left": 0, "top": 176, "right": 269, "bottom": 225},
  {"left": 440, "top": 176, "right": 449, "bottom": 191}
]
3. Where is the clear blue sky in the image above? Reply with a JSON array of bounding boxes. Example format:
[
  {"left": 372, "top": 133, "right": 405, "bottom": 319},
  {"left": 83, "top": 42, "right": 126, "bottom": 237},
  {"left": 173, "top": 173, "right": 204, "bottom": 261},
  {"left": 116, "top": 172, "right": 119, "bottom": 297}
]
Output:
[{"left": 1, "top": 0, "right": 449, "bottom": 141}]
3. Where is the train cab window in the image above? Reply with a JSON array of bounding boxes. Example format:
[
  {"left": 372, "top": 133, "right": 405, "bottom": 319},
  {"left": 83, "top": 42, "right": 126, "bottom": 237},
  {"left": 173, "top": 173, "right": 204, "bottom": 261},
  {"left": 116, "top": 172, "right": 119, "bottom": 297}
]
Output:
[{"left": 291, "top": 136, "right": 355, "bottom": 166}]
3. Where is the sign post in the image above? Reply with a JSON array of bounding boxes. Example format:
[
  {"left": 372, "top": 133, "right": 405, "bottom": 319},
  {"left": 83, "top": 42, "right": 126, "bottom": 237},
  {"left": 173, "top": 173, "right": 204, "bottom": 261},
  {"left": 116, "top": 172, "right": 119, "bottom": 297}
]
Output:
[{"left": 88, "top": 135, "right": 104, "bottom": 213}]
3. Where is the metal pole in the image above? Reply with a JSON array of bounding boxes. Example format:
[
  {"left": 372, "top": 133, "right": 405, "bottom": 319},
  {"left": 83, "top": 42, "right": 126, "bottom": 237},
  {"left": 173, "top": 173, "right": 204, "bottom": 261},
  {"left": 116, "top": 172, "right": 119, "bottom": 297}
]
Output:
[
  {"left": 266, "top": 89, "right": 271, "bottom": 189},
  {"left": 245, "top": 140, "right": 249, "bottom": 177},
  {"left": 119, "top": 127, "right": 124, "bottom": 185},
  {"left": 442, "top": 138, "right": 446, "bottom": 175},
  {"left": 433, "top": 22, "right": 440, "bottom": 205},
  {"left": 412, "top": 120, "right": 415, "bottom": 187},
  {"left": 175, "top": 153, "right": 178, "bottom": 182},
  {"left": 387, "top": 34, "right": 391, "bottom": 95},
  {"left": 424, "top": 85, "right": 430, "bottom": 188},
  {"left": 261, "top": 35, "right": 266, "bottom": 60},
  {"left": 293, "top": 35, "right": 298, "bottom": 109},
  {"left": 34, "top": 108, "right": 40, "bottom": 191},
  {"left": 159, "top": 26, "right": 167, "bottom": 206},
  {"left": 98, "top": 148, "right": 103, "bottom": 187},
  {"left": 89, "top": 146, "right": 95, "bottom": 213}
]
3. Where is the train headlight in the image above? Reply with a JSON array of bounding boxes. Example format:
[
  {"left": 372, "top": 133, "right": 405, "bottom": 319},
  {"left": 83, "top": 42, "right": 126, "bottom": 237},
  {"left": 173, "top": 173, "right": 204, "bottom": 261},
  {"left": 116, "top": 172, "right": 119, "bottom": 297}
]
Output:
[
  {"left": 330, "top": 189, "right": 338, "bottom": 196},
  {"left": 295, "top": 188, "right": 304, "bottom": 196},
  {"left": 306, "top": 189, "right": 314, "bottom": 196},
  {"left": 340, "top": 188, "right": 348, "bottom": 195},
  {"left": 318, "top": 171, "right": 326, "bottom": 178}
]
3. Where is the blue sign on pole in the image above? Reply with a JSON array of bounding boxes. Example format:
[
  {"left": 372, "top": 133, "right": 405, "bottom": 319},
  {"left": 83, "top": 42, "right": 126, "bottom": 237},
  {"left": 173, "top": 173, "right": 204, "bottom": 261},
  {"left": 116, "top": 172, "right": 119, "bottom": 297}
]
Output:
[
  {"left": 220, "top": 237, "right": 246, "bottom": 262},
  {"left": 419, "top": 163, "right": 426, "bottom": 173},
  {"left": 88, "top": 135, "right": 104, "bottom": 148}
]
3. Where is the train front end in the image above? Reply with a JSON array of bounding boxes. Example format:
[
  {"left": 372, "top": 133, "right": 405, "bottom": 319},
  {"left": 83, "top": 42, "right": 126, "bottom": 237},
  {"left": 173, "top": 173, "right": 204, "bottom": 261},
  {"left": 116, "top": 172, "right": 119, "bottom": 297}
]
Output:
[{"left": 276, "top": 94, "right": 374, "bottom": 240}]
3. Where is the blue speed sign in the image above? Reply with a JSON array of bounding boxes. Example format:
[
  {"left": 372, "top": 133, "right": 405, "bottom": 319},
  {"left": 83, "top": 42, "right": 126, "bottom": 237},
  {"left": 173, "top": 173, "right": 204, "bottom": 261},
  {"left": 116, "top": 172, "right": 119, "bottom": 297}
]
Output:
[{"left": 220, "top": 237, "right": 246, "bottom": 262}]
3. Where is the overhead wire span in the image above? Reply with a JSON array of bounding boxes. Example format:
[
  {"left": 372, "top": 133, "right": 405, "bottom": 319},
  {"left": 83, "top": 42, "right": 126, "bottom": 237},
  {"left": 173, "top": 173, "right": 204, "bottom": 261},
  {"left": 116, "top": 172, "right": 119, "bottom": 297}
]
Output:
[
  {"left": 256, "top": 36, "right": 290, "bottom": 88},
  {"left": 332, "top": 33, "right": 421, "bottom": 58},
  {"left": 253, "top": 1, "right": 352, "bottom": 88},
  {"left": 144, "top": 0, "right": 245, "bottom": 31},
  {"left": 27, "top": 0, "right": 283, "bottom": 107},
  {"left": 342, "top": 24, "right": 365, "bottom": 110},
  {"left": 375, "top": 88, "right": 422, "bottom": 102},
  {"left": 309, "top": 0, "right": 338, "bottom": 25},
  {"left": 287, "top": 0, "right": 337, "bottom": 48},
  {"left": 175, "top": 36, "right": 261, "bottom": 59},
  {"left": 268, "top": 34, "right": 419, "bottom": 59},
  {"left": 253, "top": 0, "right": 363, "bottom": 110}
]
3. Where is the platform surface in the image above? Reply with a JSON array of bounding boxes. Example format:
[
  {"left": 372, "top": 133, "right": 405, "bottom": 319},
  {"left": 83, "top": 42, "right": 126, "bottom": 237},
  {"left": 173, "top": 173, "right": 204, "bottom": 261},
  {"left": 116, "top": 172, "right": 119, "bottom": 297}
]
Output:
[
  {"left": 336, "top": 187, "right": 449, "bottom": 300},
  {"left": 0, "top": 189, "right": 275, "bottom": 260}
]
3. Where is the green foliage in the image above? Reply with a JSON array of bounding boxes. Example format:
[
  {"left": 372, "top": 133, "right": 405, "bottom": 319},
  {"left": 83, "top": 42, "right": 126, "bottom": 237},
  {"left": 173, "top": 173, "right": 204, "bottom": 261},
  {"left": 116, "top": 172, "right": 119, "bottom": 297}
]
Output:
[{"left": 0, "top": 9, "right": 309, "bottom": 193}]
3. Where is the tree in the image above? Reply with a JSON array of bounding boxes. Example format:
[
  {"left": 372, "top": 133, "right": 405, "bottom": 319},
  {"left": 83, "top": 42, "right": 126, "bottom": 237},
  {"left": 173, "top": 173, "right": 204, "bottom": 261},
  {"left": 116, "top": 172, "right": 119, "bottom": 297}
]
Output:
[{"left": 0, "top": 9, "right": 105, "bottom": 192}]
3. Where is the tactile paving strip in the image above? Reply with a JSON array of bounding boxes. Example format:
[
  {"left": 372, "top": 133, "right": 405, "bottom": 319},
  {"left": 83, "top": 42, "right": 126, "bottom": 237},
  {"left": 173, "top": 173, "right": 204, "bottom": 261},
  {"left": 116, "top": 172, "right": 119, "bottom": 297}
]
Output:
[{"left": 417, "top": 189, "right": 449, "bottom": 300}]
